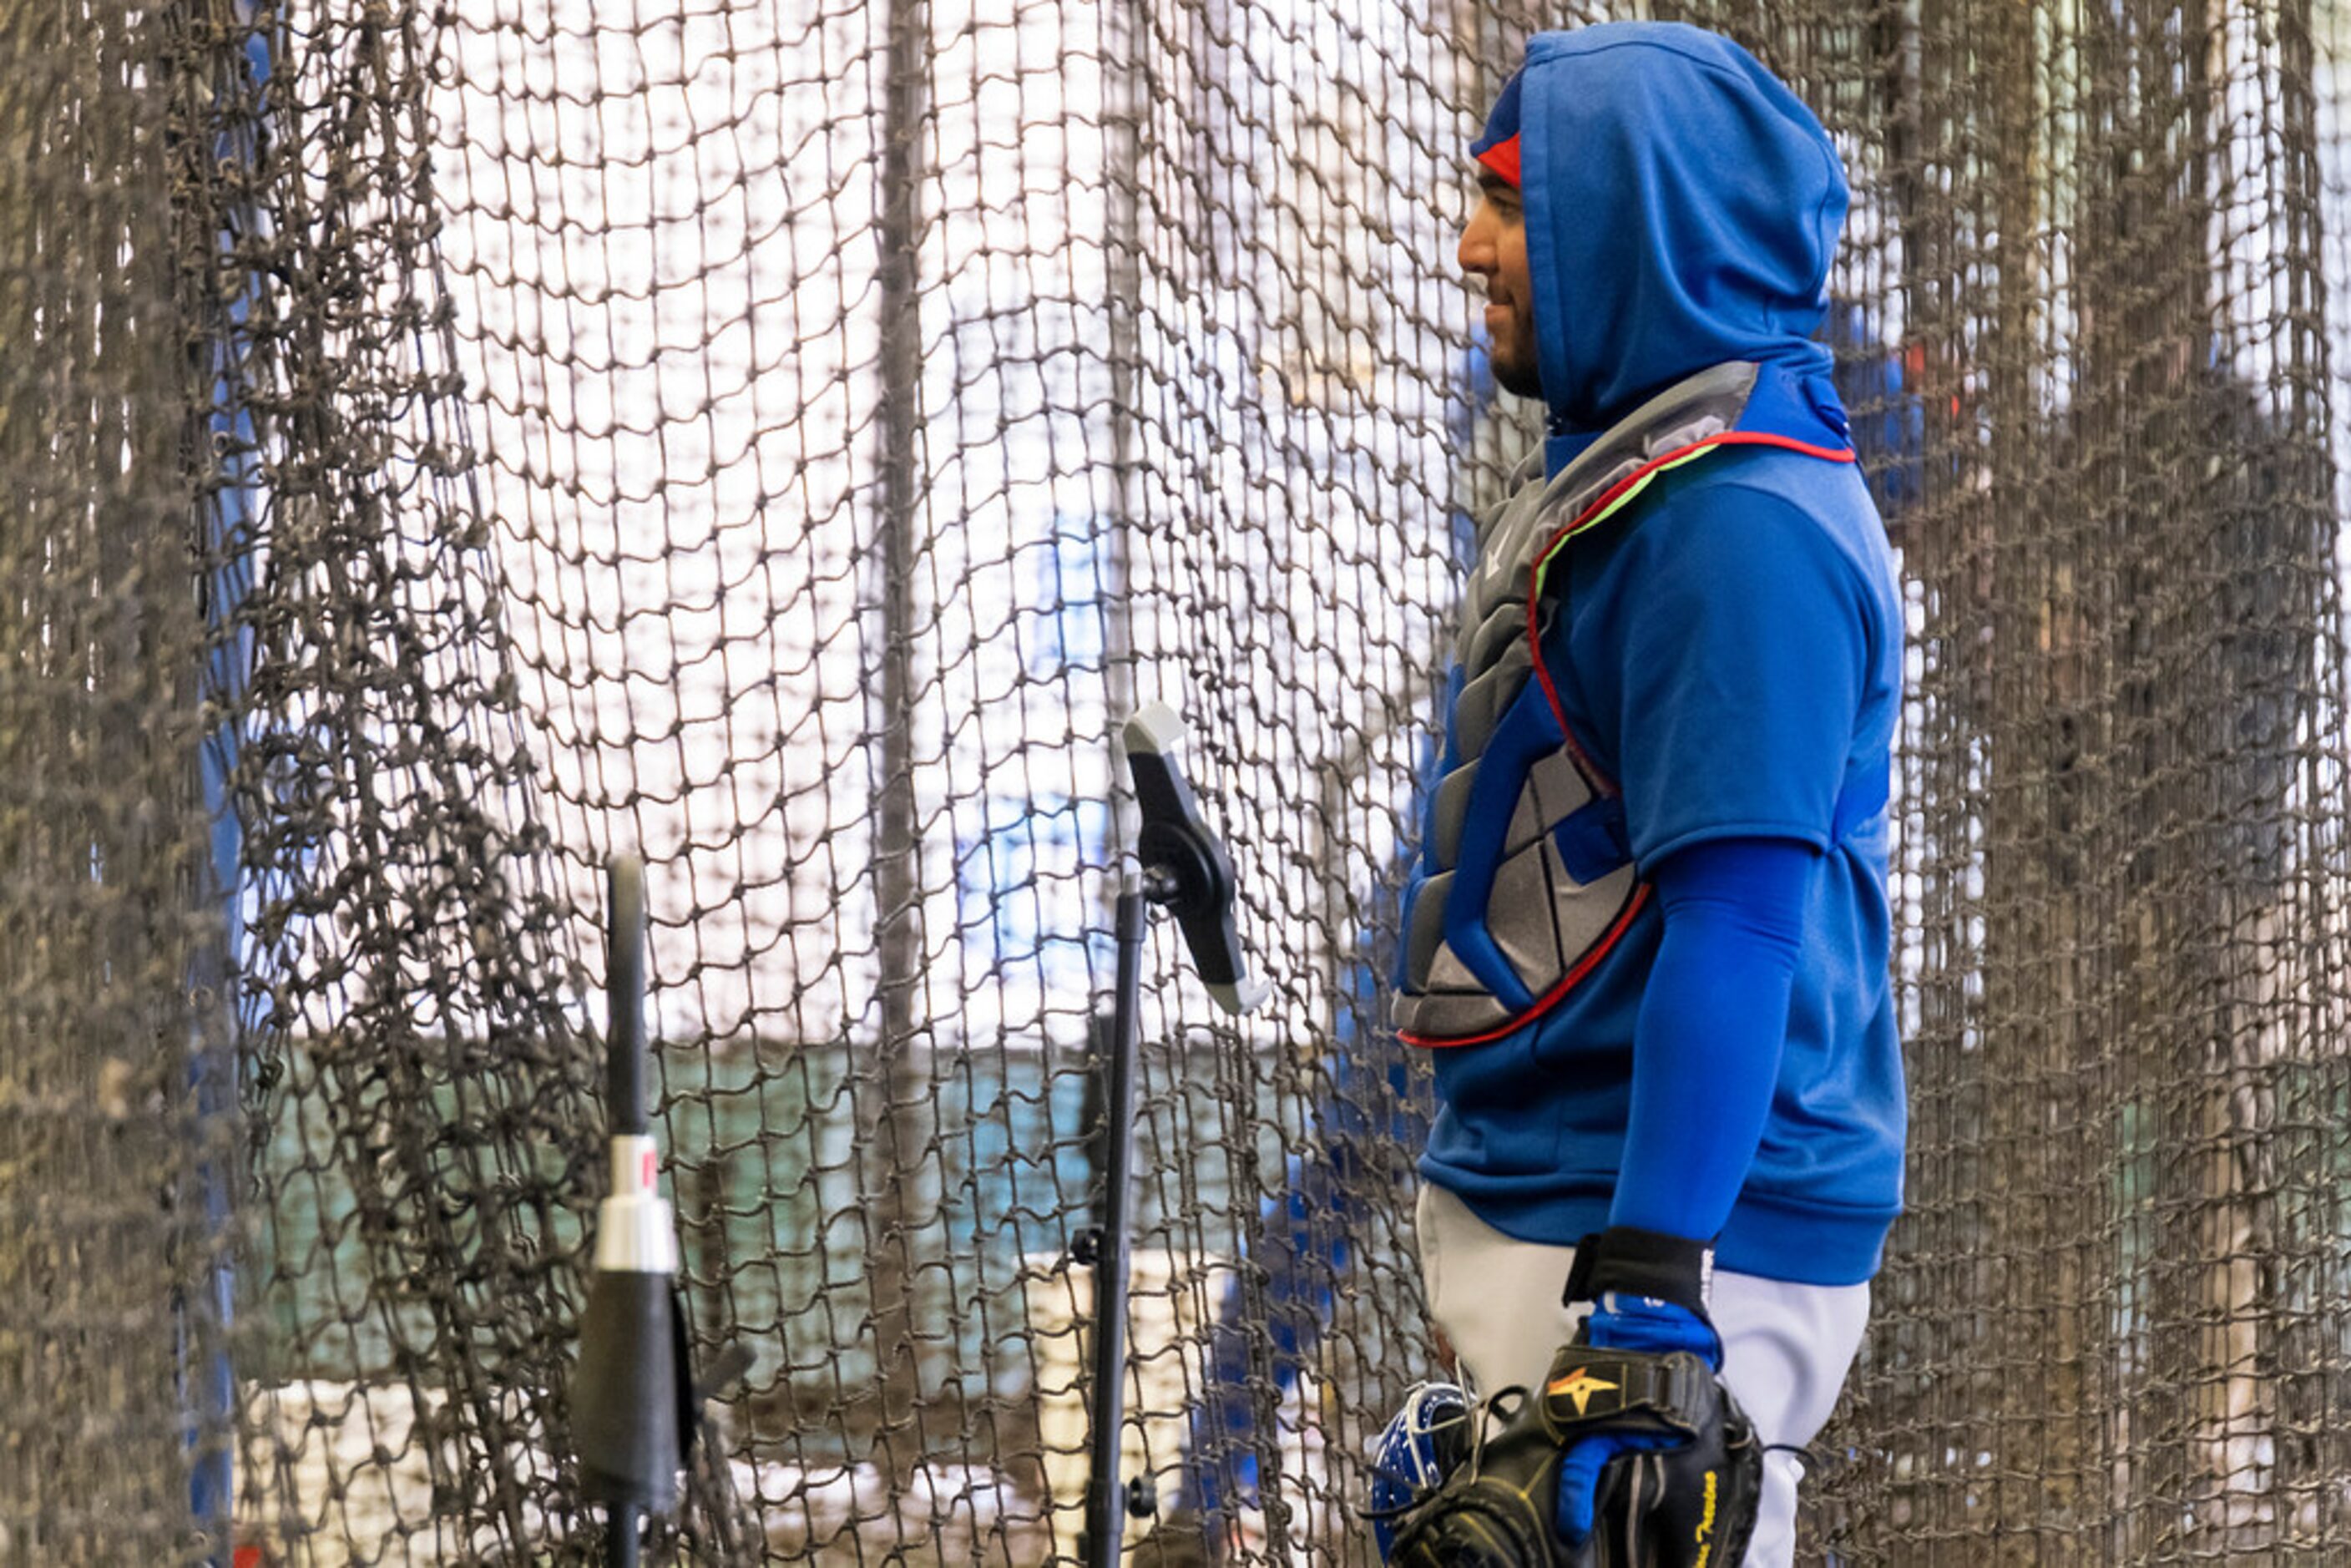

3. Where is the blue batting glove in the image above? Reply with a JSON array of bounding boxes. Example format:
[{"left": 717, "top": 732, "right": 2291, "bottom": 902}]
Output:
[
  {"left": 1582, "top": 1291, "right": 1722, "bottom": 1364},
  {"left": 1553, "top": 1293, "right": 1722, "bottom": 1547}
]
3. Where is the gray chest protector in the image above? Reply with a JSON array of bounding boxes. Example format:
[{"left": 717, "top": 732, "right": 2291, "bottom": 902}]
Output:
[{"left": 1394, "top": 364, "right": 1767, "bottom": 1048}]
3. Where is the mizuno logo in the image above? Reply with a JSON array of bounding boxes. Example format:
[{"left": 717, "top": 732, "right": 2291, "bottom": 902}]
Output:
[{"left": 1544, "top": 1366, "right": 1620, "bottom": 1417}]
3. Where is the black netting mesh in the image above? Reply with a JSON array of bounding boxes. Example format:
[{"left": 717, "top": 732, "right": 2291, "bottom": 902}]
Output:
[{"left": 7, "top": 0, "right": 2351, "bottom": 1562}]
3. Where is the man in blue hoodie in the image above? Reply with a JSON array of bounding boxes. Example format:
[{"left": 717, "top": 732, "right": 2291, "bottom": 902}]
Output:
[{"left": 1379, "top": 23, "right": 1904, "bottom": 1565}]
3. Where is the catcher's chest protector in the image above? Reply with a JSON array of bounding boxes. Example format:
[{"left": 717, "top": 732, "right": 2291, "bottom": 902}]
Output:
[{"left": 1396, "top": 362, "right": 1770, "bottom": 1049}]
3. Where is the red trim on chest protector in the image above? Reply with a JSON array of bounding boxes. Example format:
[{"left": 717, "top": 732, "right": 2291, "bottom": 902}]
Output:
[
  {"left": 1524, "top": 431, "right": 1856, "bottom": 792},
  {"left": 1398, "top": 881, "right": 1654, "bottom": 1049}
]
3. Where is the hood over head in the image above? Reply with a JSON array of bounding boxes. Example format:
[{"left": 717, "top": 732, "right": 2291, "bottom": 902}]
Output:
[{"left": 1472, "top": 23, "right": 1850, "bottom": 450}]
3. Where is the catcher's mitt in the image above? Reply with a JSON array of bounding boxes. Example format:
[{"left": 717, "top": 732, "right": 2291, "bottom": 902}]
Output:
[{"left": 1383, "top": 1340, "right": 1761, "bottom": 1567}]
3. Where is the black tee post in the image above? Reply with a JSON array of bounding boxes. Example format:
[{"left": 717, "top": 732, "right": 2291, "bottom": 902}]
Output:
[{"left": 1079, "top": 706, "right": 1263, "bottom": 1568}]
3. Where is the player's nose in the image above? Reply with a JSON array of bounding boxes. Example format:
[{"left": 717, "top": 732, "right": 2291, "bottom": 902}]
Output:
[{"left": 1458, "top": 219, "right": 1494, "bottom": 281}]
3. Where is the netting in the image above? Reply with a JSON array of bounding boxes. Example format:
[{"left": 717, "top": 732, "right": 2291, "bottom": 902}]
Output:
[{"left": 8, "top": 0, "right": 2351, "bottom": 1560}]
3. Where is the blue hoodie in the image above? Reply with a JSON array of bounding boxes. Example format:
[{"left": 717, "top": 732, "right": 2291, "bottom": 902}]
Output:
[
  {"left": 1418, "top": 24, "right": 1905, "bottom": 1285},
  {"left": 1477, "top": 23, "right": 1854, "bottom": 463}
]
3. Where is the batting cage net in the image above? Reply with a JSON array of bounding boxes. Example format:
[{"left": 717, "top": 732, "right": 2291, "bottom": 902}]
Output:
[{"left": 6, "top": 0, "right": 2351, "bottom": 1561}]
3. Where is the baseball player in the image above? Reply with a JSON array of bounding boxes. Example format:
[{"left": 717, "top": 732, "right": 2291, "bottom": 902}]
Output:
[{"left": 1371, "top": 23, "right": 1905, "bottom": 1565}]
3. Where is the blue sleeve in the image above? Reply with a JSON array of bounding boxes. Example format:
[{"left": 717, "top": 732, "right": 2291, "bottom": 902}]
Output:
[
  {"left": 1608, "top": 837, "right": 1816, "bottom": 1242},
  {"left": 1612, "top": 483, "right": 1872, "bottom": 865}
]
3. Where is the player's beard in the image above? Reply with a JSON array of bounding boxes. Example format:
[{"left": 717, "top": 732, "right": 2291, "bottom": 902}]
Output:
[
  {"left": 1489, "top": 312, "right": 1543, "bottom": 400},
  {"left": 1492, "top": 346, "right": 1542, "bottom": 400}
]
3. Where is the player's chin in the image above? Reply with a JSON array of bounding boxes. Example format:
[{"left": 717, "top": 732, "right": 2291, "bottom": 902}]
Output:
[{"left": 1491, "top": 347, "right": 1543, "bottom": 401}]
